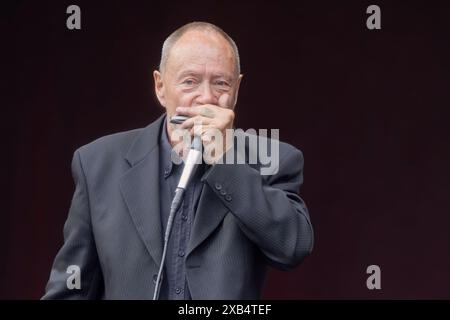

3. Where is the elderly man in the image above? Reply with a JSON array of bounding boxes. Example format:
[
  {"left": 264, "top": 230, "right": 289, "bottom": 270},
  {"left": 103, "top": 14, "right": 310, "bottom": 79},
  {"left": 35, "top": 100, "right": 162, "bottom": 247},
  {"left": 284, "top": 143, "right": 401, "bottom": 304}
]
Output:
[{"left": 43, "top": 22, "right": 313, "bottom": 300}]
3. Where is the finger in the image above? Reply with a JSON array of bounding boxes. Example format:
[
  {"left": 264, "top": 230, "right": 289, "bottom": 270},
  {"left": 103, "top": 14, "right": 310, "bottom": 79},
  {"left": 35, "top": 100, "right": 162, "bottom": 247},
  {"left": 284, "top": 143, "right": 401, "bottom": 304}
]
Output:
[
  {"left": 180, "top": 115, "right": 211, "bottom": 129},
  {"left": 175, "top": 107, "right": 198, "bottom": 117},
  {"left": 192, "top": 124, "right": 215, "bottom": 138},
  {"left": 218, "top": 93, "right": 231, "bottom": 109},
  {"left": 196, "top": 105, "right": 217, "bottom": 118},
  {"left": 176, "top": 106, "right": 217, "bottom": 118},
  {"left": 193, "top": 123, "right": 214, "bottom": 137}
]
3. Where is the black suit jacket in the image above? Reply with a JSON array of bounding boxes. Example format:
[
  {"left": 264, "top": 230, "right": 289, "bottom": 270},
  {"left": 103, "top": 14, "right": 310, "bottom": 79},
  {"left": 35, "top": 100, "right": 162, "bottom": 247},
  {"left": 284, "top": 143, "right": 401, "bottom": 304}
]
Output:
[{"left": 43, "top": 114, "right": 313, "bottom": 299}]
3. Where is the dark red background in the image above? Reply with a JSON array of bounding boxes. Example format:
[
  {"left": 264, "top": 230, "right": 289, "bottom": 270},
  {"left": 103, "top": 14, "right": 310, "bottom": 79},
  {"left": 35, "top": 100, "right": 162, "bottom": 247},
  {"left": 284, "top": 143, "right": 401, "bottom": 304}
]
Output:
[{"left": 2, "top": 0, "right": 450, "bottom": 299}]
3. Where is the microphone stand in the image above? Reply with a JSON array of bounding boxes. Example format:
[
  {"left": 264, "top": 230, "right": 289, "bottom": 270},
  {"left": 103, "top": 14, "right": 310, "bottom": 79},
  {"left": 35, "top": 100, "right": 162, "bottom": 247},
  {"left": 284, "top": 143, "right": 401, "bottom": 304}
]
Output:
[{"left": 153, "top": 117, "right": 202, "bottom": 300}]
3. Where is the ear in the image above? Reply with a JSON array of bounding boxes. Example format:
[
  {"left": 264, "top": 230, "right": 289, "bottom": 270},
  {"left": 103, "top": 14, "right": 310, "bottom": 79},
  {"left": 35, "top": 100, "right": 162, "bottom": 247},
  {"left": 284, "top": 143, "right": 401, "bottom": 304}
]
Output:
[
  {"left": 232, "top": 74, "right": 244, "bottom": 109},
  {"left": 153, "top": 70, "right": 166, "bottom": 107}
]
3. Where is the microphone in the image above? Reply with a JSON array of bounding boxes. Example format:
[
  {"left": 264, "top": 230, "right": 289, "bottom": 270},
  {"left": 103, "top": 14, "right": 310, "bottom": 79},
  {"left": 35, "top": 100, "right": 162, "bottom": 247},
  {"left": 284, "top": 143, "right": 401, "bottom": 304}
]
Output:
[{"left": 152, "top": 115, "right": 202, "bottom": 300}]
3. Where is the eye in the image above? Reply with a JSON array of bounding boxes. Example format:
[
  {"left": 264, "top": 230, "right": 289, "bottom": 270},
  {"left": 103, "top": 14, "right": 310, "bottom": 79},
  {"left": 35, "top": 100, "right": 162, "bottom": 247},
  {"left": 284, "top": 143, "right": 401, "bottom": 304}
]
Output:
[
  {"left": 182, "top": 78, "right": 196, "bottom": 86},
  {"left": 214, "top": 80, "right": 231, "bottom": 89}
]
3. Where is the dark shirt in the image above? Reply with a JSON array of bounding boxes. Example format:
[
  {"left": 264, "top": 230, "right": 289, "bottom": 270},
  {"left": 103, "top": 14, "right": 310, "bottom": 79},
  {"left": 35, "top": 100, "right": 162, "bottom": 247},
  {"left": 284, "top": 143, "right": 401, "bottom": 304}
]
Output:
[{"left": 158, "top": 117, "right": 206, "bottom": 300}]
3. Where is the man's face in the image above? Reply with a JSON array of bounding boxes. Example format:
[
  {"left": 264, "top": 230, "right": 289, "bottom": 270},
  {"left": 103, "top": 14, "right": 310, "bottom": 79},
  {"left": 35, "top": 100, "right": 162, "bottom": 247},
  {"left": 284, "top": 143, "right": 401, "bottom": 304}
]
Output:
[{"left": 153, "top": 30, "right": 242, "bottom": 122}]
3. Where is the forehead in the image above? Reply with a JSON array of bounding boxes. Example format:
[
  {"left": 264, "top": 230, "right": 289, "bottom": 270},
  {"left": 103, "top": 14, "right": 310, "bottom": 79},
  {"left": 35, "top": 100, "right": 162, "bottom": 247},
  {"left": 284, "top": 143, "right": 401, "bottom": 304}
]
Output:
[{"left": 166, "top": 30, "right": 236, "bottom": 75}]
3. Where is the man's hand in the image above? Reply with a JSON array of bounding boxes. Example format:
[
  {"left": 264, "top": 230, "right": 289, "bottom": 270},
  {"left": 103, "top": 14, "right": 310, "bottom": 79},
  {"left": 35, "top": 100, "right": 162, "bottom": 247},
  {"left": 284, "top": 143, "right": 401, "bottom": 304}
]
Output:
[{"left": 176, "top": 94, "right": 234, "bottom": 164}]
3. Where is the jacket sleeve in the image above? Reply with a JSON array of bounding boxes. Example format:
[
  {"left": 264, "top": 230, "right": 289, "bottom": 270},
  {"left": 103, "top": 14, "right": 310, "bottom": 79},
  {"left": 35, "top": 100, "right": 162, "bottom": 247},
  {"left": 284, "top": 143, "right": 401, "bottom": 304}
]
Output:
[
  {"left": 42, "top": 149, "right": 104, "bottom": 299},
  {"left": 203, "top": 147, "right": 314, "bottom": 270}
]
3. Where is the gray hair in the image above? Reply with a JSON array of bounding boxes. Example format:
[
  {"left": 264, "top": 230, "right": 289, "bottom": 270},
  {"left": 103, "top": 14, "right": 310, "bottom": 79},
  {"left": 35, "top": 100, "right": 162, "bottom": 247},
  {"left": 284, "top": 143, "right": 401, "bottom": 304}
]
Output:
[{"left": 159, "top": 22, "right": 241, "bottom": 76}]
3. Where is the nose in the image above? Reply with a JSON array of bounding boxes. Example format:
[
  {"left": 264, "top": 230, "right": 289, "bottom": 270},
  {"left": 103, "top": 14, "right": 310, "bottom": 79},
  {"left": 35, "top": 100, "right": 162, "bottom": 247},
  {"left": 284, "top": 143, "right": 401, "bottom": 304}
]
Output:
[{"left": 196, "top": 82, "right": 217, "bottom": 105}]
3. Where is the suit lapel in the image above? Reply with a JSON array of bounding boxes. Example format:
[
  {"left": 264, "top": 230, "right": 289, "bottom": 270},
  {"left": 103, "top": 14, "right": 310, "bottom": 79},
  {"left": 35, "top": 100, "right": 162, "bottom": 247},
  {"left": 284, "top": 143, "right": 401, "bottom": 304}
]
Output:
[
  {"left": 186, "top": 175, "right": 229, "bottom": 258},
  {"left": 119, "top": 114, "right": 165, "bottom": 265}
]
